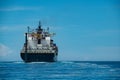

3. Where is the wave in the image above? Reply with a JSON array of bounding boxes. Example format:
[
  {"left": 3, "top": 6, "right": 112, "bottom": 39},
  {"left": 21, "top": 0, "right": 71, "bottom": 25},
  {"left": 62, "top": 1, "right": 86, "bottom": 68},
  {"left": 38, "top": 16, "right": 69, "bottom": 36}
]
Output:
[
  {"left": 12, "top": 61, "right": 24, "bottom": 64},
  {"left": 60, "top": 61, "right": 74, "bottom": 64},
  {"left": 98, "top": 65, "right": 111, "bottom": 69},
  {"left": 109, "top": 69, "right": 115, "bottom": 71},
  {"left": 10, "top": 61, "right": 50, "bottom": 64},
  {"left": 30, "top": 62, "right": 48, "bottom": 64}
]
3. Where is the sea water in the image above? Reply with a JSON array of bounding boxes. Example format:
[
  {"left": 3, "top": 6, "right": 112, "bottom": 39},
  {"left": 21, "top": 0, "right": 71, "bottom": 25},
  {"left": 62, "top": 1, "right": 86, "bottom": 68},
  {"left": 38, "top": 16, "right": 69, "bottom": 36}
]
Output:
[{"left": 0, "top": 61, "right": 120, "bottom": 80}]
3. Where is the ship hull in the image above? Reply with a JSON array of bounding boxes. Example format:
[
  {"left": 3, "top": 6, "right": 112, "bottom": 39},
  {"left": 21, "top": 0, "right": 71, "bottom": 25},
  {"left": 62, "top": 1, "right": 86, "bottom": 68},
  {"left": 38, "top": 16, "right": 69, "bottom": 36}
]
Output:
[{"left": 20, "top": 53, "right": 57, "bottom": 62}]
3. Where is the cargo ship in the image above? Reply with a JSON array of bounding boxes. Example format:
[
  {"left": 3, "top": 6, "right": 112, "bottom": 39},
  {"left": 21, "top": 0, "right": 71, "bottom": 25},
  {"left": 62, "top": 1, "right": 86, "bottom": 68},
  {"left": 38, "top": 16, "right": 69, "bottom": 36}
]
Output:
[{"left": 20, "top": 22, "right": 58, "bottom": 62}]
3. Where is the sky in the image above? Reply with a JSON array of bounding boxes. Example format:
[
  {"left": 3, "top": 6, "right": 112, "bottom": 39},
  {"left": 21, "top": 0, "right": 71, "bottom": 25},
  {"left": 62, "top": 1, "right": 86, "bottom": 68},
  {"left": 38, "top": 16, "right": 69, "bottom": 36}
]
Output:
[{"left": 0, "top": 0, "right": 120, "bottom": 61}]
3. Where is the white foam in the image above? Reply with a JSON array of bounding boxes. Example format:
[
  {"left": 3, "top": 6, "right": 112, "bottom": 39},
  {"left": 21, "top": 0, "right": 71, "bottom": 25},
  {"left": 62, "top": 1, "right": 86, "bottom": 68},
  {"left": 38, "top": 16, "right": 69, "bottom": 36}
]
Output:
[
  {"left": 30, "top": 62, "right": 48, "bottom": 64},
  {"left": 110, "top": 69, "right": 115, "bottom": 71},
  {"left": 60, "top": 61, "right": 74, "bottom": 64},
  {"left": 99, "top": 65, "right": 111, "bottom": 68},
  {"left": 13, "top": 61, "right": 24, "bottom": 64}
]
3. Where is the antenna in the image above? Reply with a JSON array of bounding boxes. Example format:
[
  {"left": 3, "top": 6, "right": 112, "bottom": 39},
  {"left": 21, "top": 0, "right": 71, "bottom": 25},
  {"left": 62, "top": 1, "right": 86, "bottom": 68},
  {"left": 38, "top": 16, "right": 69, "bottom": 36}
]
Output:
[
  {"left": 38, "top": 21, "right": 41, "bottom": 29},
  {"left": 47, "top": 27, "right": 49, "bottom": 32},
  {"left": 27, "top": 26, "right": 30, "bottom": 33}
]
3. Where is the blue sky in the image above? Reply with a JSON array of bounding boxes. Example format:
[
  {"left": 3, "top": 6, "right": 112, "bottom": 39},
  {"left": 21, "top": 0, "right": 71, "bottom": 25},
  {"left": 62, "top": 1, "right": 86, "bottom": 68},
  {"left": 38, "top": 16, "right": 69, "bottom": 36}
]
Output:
[{"left": 0, "top": 0, "right": 120, "bottom": 61}]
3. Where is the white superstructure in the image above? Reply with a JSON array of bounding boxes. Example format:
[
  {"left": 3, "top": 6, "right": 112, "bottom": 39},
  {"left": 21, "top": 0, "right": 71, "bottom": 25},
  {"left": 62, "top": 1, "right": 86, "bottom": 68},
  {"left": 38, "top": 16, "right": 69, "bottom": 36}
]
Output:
[{"left": 21, "top": 22, "right": 57, "bottom": 54}]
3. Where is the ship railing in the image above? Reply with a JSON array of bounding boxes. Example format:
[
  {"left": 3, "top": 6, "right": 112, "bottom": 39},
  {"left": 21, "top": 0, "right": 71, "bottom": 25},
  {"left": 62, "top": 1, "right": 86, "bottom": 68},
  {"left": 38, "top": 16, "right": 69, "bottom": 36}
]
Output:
[{"left": 21, "top": 49, "right": 55, "bottom": 53}]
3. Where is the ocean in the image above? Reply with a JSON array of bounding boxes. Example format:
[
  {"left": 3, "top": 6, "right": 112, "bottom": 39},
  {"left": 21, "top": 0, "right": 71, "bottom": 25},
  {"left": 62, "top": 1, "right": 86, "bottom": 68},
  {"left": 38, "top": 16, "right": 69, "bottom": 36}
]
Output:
[{"left": 0, "top": 61, "right": 120, "bottom": 80}]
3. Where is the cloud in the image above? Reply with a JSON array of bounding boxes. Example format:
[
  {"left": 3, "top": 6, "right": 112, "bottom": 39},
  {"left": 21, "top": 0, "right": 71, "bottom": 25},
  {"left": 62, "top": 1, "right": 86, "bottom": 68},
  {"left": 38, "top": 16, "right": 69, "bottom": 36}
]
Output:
[
  {"left": 0, "top": 43, "right": 12, "bottom": 57},
  {"left": 0, "top": 43, "right": 21, "bottom": 61},
  {"left": 0, "top": 25, "right": 26, "bottom": 32},
  {"left": 0, "top": 25, "right": 62, "bottom": 33},
  {"left": 92, "top": 46, "right": 120, "bottom": 54},
  {"left": 0, "top": 6, "right": 40, "bottom": 11},
  {"left": 77, "top": 46, "right": 120, "bottom": 61},
  {"left": 80, "top": 29, "right": 120, "bottom": 37}
]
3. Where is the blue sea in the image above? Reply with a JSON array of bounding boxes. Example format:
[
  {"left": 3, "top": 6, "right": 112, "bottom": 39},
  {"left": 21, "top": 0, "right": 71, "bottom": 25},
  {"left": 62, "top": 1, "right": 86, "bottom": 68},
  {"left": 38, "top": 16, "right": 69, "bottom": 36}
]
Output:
[{"left": 0, "top": 61, "right": 120, "bottom": 80}]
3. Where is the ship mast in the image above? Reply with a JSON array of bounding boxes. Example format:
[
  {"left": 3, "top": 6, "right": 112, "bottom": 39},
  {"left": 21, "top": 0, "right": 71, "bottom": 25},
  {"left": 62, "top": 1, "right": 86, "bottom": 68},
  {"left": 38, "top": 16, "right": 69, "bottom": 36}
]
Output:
[
  {"left": 37, "top": 21, "right": 43, "bottom": 44},
  {"left": 27, "top": 26, "right": 30, "bottom": 33},
  {"left": 38, "top": 21, "right": 41, "bottom": 29}
]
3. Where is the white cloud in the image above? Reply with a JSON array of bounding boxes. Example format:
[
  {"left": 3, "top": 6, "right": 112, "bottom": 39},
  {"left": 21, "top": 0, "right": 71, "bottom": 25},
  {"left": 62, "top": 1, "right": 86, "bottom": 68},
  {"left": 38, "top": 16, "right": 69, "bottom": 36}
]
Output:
[
  {"left": 92, "top": 46, "right": 120, "bottom": 54},
  {"left": 0, "top": 6, "right": 40, "bottom": 11},
  {"left": 80, "top": 29, "right": 120, "bottom": 37},
  {"left": 0, "top": 25, "right": 26, "bottom": 32},
  {"left": 0, "top": 43, "right": 21, "bottom": 61},
  {"left": 0, "top": 43, "right": 12, "bottom": 57}
]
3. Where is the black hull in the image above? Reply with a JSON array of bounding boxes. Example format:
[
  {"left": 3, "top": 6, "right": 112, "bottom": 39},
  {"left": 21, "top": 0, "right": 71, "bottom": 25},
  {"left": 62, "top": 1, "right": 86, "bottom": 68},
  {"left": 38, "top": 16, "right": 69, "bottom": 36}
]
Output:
[{"left": 20, "top": 53, "right": 57, "bottom": 62}]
